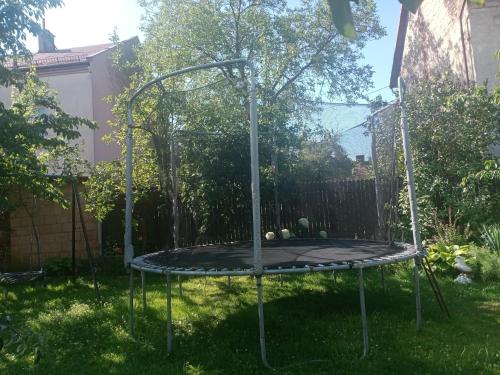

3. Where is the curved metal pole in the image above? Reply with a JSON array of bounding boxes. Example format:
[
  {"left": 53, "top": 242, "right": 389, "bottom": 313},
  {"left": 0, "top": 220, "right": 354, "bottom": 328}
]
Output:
[
  {"left": 124, "top": 58, "right": 255, "bottom": 267},
  {"left": 247, "top": 61, "right": 262, "bottom": 275},
  {"left": 247, "top": 62, "right": 270, "bottom": 367},
  {"left": 398, "top": 77, "right": 422, "bottom": 330},
  {"left": 125, "top": 58, "right": 265, "bottom": 363}
]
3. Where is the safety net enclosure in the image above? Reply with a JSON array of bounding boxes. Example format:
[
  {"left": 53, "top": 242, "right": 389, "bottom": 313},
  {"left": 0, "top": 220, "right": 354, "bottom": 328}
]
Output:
[{"left": 125, "top": 60, "right": 424, "bottom": 367}]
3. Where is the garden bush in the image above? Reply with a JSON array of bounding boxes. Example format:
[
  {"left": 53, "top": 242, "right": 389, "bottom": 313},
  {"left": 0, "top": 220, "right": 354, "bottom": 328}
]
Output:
[
  {"left": 399, "top": 80, "right": 499, "bottom": 240},
  {"left": 44, "top": 257, "right": 85, "bottom": 277},
  {"left": 470, "top": 245, "right": 500, "bottom": 282},
  {"left": 481, "top": 223, "right": 500, "bottom": 253}
]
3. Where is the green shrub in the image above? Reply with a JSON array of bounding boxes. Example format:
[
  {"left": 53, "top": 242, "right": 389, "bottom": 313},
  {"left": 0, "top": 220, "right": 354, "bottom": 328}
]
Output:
[
  {"left": 44, "top": 257, "right": 85, "bottom": 277},
  {"left": 470, "top": 245, "right": 500, "bottom": 281},
  {"left": 399, "top": 80, "right": 499, "bottom": 239},
  {"left": 427, "top": 241, "right": 500, "bottom": 281},
  {"left": 426, "top": 242, "right": 475, "bottom": 275},
  {"left": 481, "top": 223, "right": 500, "bottom": 253},
  {"left": 95, "top": 256, "right": 126, "bottom": 276}
]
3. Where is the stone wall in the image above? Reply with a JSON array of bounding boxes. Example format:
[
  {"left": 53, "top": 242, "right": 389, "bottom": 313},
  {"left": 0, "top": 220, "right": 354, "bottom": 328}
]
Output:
[{"left": 4, "top": 182, "right": 99, "bottom": 271}]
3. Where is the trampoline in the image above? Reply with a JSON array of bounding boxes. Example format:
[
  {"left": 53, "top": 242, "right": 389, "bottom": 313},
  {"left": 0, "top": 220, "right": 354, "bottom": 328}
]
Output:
[
  {"left": 125, "top": 59, "right": 425, "bottom": 367},
  {"left": 131, "top": 239, "right": 417, "bottom": 276}
]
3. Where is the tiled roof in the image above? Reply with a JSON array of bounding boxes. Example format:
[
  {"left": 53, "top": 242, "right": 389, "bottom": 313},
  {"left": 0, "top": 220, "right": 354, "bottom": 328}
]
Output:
[{"left": 5, "top": 42, "right": 114, "bottom": 69}]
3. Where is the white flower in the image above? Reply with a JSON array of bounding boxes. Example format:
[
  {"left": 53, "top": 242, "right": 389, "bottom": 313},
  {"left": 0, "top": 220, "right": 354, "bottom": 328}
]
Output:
[
  {"left": 281, "top": 229, "right": 290, "bottom": 240},
  {"left": 319, "top": 230, "right": 327, "bottom": 238},
  {"left": 298, "top": 217, "right": 309, "bottom": 229},
  {"left": 265, "top": 232, "right": 275, "bottom": 240}
]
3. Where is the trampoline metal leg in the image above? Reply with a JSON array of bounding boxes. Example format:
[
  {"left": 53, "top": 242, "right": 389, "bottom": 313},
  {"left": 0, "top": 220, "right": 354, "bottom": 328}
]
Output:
[
  {"left": 358, "top": 268, "right": 368, "bottom": 358},
  {"left": 256, "top": 276, "right": 271, "bottom": 368},
  {"left": 414, "top": 257, "right": 422, "bottom": 331},
  {"left": 166, "top": 274, "right": 173, "bottom": 354},
  {"left": 380, "top": 266, "right": 386, "bottom": 293},
  {"left": 178, "top": 275, "right": 183, "bottom": 298},
  {"left": 228, "top": 275, "right": 231, "bottom": 288},
  {"left": 332, "top": 270, "right": 337, "bottom": 287},
  {"left": 129, "top": 269, "right": 134, "bottom": 335},
  {"left": 141, "top": 271, "right": 147, "bottom": 310}
]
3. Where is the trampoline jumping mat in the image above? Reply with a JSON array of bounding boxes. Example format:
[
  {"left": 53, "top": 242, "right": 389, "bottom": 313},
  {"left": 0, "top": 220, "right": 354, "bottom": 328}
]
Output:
[{"left": 131, "top": 238, "right": 416, "bottom": 275}]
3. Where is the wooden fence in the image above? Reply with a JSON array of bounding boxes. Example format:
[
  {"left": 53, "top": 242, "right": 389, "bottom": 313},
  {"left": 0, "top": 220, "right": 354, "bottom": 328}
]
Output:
[{"left": 101, "top": 178, "right": 398, "bottom": 255}]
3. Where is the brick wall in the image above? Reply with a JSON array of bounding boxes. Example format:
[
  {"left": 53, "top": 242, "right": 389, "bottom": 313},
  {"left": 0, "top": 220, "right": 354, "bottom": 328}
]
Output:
[
  {"left": 468, "top": 0, "right": 500, "bottom": 90},
  {"left": 5, "top": 182, "right": 99, "bottom": 271},
  {"left": 401, "top": 0, "right": 474, "bottom": 84}
]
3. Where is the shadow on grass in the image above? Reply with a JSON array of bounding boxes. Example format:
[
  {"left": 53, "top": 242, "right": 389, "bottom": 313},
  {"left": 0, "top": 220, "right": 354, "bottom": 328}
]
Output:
[{"left": 1, "top": 271, "right": 498, "bottom": 374}]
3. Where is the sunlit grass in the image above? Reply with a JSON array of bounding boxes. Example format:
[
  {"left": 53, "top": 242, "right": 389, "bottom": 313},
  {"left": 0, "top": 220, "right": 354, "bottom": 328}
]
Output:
[{"left": 1, "top": 266, "right": 499, "bottom": 374}]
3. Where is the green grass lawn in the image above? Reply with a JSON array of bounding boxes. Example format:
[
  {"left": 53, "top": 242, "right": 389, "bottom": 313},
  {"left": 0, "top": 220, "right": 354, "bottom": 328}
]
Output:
[{"left": 1, "top": 265, "right": 498, "bottom": 374}]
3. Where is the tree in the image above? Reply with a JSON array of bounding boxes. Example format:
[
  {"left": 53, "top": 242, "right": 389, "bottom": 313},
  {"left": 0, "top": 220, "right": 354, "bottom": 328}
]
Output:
[
  {"left": 0, "top": 72, "right": 94, "bottom": 214},
  {"left": 0, "top": 0, "right": 97, "bottom": 363},
  {"left": 0, "top": 0, "right": 96, "bottom": 215},
  {"left": 85, "top": 0, "right": 384, "bottom": 244},
  {"left": 0, "top": 1, "right": 62, "bottom": 86},
  {"left": 399, "top": 78, "right": 499, "bottom": 239}
]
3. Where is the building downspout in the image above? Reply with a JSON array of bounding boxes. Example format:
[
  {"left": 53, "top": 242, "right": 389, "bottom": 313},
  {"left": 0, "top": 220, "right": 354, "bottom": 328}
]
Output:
[{"left": 459, "top": 0, "right": 470, "bottom": 85}]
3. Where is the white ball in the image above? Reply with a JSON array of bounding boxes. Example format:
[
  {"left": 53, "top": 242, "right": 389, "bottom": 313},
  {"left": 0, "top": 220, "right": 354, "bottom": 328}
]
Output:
[
  {"left": 281, "top": 229, "right": 290, "bottom": 240},
  {"left": 319, "top": 230, "right": 327, "bottom": 238},
  {"left": 265, "top": 232, "right": 275, "bottom": 240},
  {"left": 298, "top": 217, "right": 309, "bottom": 229}
]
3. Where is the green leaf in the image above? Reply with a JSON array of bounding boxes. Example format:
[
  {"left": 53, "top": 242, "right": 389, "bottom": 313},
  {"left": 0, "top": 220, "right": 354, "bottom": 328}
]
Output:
[
  {"left": 471, "top": 0, "right": 486, "bottom": 6},
  {"left": 327, "top": 0, "right": 358, "bottom": 40},
  {"left": 399, "top": 0, "right": 424, "bottom": 13}
]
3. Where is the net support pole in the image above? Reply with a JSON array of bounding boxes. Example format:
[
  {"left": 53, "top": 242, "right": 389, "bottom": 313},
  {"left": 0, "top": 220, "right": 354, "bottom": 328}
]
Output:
[
  {"left": 166, "top": 273, "right": 173, "bottom": 354},
  {"left": 358, "top": 268, "right": 369, "bottom": 357},
  {"left": 370, "top": 117, "right": 384, "bottom": 240},
  {"left": 141, "top": 270, "right": 146, "bottom": 310},
  {"left": 71, "top": 185, "right": 76, "bottom": 279},
  {"left": 248, "top": 61, "right": 269, "bottom": 367},
  {"left": 398, "top": 77, "right": 422, "bottom": 331},
  {"left": 124, "top": 106, "right": 134, "bottom": 268},
  {"left": 271, "top": 134, "right": 281, "bottom": 234},
  {"left": 170, "top": 138, "right": 180, "bottom": 249}
]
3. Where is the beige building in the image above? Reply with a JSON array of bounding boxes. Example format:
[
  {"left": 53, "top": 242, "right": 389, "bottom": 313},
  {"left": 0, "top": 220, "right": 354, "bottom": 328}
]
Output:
[
  {"left": 0, "top": 31, "right": 137, "bottom": 270},
  {"left": 390, "top": 0, "right": 500, "bottom": 90}
]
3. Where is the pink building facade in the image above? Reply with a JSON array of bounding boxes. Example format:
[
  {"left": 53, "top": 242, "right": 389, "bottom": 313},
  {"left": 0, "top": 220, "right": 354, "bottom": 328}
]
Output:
[{"left": 0, "top": 33, "right": 138, "bottom": 270}]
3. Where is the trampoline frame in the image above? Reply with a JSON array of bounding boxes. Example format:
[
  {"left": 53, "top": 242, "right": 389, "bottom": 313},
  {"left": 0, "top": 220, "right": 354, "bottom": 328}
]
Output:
[{"left": 125, "top": 60, "right": 424, "bottom": 366}]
